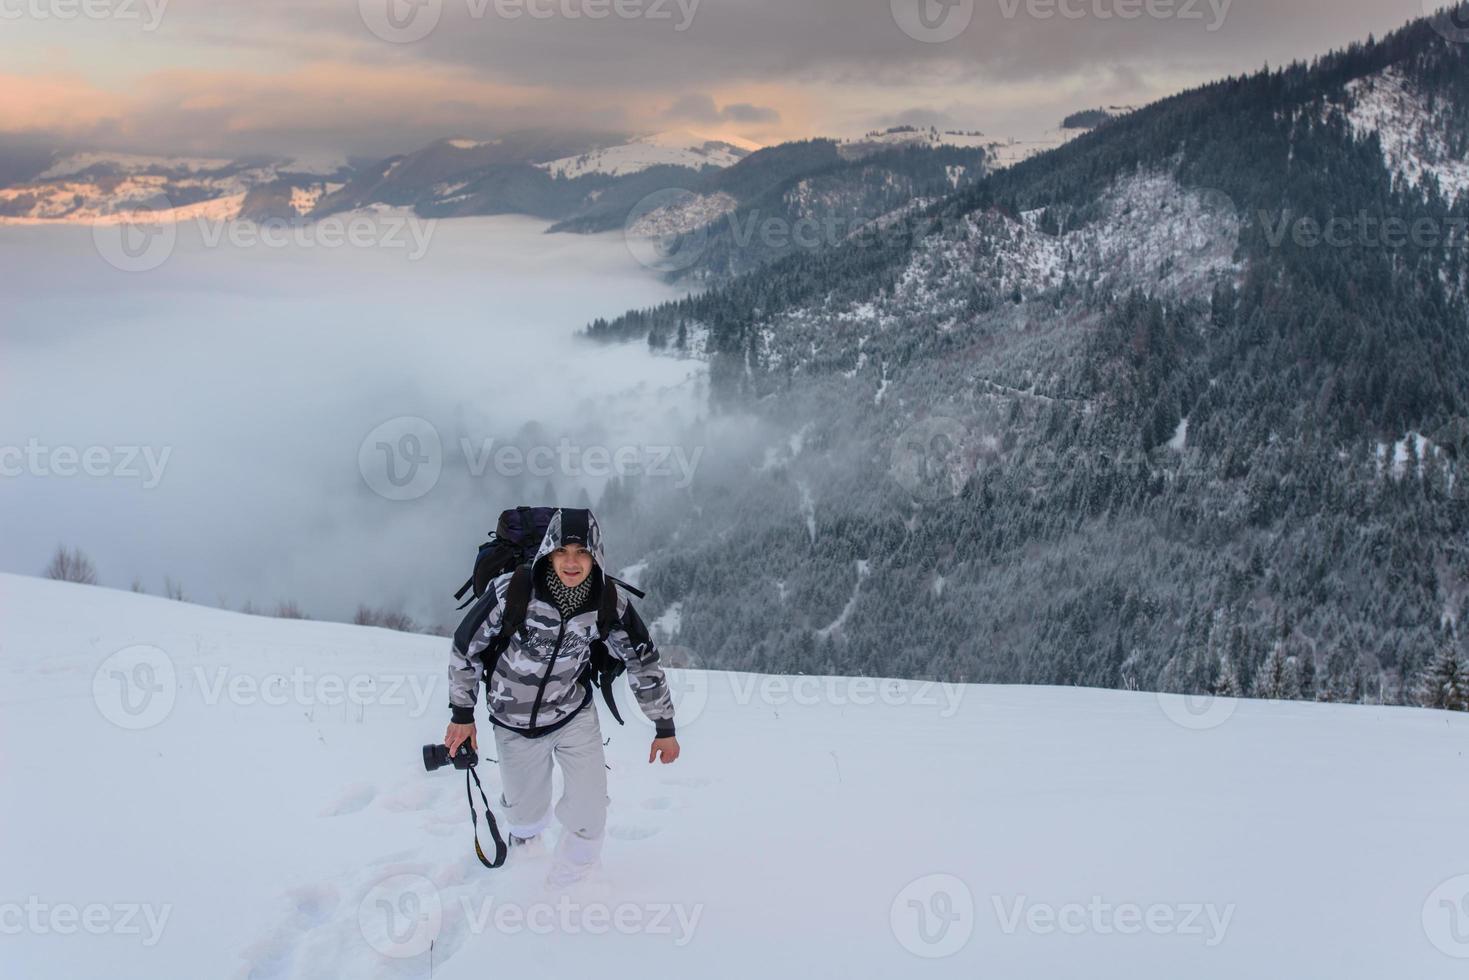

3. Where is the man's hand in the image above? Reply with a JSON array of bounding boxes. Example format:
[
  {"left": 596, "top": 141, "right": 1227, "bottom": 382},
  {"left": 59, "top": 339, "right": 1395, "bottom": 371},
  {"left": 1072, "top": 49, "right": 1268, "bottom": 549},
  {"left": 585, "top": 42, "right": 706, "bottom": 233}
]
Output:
[
  {"left": 649, "top": 737, "right": 680, "bottom": 764},
  {"left": 445, "top": 722, "right": 477, "bottom": 757}
]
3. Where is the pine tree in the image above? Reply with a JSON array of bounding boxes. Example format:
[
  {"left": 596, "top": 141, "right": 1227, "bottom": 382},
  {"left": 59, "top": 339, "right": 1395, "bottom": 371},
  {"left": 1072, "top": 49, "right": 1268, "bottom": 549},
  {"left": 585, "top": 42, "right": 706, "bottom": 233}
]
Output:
[
  {"left": 1416, "top": 646, "right": 1469, "bottom": 711},
  {"left": 1215, "top": 657, "right": 1244, "bottom": 697},
  {"left": 1253, "top": 645, "right": 1290, "bottom": 699}
]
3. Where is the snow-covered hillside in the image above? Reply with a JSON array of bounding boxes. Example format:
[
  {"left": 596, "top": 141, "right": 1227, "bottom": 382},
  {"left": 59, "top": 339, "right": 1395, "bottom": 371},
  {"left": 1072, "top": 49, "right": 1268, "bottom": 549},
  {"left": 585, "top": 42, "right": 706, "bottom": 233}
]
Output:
[
  {"left": 537, "top": 131, "right": 758, "bottom": 179},
  {"left": 0, "top": 153, "right": 351, "bottom": 224},
  {"left": 2, "top": 572, "right": 1466, "bottom": 979},
  {"left": 1346, "top": 65, "right": 1469, "bottom": 204}
]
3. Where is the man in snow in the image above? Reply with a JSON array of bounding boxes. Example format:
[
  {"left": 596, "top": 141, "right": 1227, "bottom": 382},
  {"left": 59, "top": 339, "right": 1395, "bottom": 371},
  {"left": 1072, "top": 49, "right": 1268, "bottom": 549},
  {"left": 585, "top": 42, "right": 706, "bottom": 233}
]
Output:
[{"left": 445, "top": 508, "right": 679, "bottom": 886}]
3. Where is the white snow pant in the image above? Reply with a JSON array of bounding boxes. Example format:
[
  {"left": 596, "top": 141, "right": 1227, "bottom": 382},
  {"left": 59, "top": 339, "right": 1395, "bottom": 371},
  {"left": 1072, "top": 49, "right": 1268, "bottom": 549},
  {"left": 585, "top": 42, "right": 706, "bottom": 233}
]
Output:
[{"left": 492, "top": 704, "right": 609, "bottom": 854}]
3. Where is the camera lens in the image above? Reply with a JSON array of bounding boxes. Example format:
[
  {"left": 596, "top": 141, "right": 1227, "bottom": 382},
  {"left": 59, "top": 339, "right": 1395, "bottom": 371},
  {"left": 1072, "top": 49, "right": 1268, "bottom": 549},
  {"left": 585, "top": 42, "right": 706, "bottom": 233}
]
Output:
[{"left": 422, "top": 744, "right": 452, "bottom": 772}]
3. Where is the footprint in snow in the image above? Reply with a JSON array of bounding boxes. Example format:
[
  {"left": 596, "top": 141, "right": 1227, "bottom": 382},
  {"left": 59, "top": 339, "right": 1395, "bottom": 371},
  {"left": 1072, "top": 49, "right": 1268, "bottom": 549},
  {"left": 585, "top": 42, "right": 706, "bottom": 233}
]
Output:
[
  {"left": 319, "top": 783, "right": 376, "bottom": 817},
  {"left": 641, "top": 796, "right": 676, "bottom": 811},
  {"left": 608, "top": 824, "right": 662, "bottom": 841}
]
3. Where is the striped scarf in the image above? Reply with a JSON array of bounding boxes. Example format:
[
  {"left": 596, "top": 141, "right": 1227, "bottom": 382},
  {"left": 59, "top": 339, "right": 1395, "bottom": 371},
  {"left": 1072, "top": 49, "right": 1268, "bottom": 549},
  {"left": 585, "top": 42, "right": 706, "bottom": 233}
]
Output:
[{"left": 543, "top": 563, "right": 594, "bottom": 618}]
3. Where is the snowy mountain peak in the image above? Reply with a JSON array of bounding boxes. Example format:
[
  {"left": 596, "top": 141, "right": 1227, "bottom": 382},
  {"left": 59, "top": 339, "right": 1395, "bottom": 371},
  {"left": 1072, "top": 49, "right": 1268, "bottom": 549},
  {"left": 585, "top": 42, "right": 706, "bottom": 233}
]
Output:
[{"left": 536, "top": 130, "right": 758, "bottom": 179}]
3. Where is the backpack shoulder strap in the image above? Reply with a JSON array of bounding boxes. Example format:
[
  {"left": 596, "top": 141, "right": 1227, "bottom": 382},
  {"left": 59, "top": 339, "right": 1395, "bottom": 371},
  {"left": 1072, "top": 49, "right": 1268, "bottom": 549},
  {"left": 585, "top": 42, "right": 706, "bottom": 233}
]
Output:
[
  {"left": 494, "top": 564, "right": 535, "bottom": 646},
  {"left": 590, "top": 577, "right": 626, "bottom": 726},
  {"left": 596, "top": 576, "right": 620, "bottom": 641}
]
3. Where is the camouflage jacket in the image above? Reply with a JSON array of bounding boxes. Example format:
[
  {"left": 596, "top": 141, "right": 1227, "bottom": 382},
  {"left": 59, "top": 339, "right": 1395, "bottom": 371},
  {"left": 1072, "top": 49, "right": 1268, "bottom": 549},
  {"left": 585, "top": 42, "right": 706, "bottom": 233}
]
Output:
[{"left": 448, "top": 510, "right": 676, "bottom": 739}]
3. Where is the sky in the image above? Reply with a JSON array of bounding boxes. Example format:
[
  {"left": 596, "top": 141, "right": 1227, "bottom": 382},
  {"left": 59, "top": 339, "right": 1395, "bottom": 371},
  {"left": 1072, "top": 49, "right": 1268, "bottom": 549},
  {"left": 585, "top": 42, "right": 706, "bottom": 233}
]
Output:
[{"left": 0, "top": 0, "right": 1439, "bottom": 158}]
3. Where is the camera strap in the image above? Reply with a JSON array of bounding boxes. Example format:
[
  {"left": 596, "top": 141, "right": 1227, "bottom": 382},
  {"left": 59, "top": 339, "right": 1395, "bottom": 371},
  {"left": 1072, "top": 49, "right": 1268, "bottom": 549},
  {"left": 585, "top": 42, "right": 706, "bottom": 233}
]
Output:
[{"left": 465, "top": 766, "right": 508, "bottom": 869}]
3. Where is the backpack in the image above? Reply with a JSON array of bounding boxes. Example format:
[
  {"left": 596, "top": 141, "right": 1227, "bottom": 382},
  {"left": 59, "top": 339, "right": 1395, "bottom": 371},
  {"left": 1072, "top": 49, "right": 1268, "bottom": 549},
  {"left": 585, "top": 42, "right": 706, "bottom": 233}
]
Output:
[{"left": 450, "top": 506, "right": 647, "bottom": 727}]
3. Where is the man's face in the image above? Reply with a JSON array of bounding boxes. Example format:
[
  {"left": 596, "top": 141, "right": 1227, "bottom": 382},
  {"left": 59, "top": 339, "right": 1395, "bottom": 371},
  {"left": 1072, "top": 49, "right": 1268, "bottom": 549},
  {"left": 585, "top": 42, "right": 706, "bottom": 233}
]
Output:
[{"left": 551, "top": 543, "right": 592, "bottom": 587}]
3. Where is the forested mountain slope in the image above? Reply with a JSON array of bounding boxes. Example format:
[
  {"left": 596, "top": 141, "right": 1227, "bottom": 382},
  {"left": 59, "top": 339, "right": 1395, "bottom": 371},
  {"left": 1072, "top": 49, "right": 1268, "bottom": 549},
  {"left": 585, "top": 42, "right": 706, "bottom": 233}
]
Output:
[{"left": 587, "top": 13, "right": 1469, "bottom": 709}]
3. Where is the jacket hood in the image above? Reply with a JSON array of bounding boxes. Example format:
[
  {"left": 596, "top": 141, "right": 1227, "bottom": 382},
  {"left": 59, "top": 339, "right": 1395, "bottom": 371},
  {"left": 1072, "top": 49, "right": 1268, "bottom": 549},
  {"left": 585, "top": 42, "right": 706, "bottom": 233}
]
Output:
[{"left": 530, "top": 508, "right": 607, "bottom": 580}]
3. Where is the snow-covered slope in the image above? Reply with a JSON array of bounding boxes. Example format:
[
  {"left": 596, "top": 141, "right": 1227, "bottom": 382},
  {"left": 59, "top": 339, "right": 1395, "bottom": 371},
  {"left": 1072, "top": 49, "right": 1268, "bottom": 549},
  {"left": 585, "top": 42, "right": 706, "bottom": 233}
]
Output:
[
  {"left": 1346, "top": 65, "right": 1469, "bottom": 204},
  {"left": 537, "top": 130, "right": 758, "bottom": 178},
  {"left": 2, "top": 572, "right": 1466, "bottom": 979},
  {"left": 0, "top": 153, "right": 352, "bottom": 224},
  {"left": 836, "top": 126, "right": 1084, "bottom": 170},
  {"left": 837, "top": 127, "right": 990, "bottom": 160}
]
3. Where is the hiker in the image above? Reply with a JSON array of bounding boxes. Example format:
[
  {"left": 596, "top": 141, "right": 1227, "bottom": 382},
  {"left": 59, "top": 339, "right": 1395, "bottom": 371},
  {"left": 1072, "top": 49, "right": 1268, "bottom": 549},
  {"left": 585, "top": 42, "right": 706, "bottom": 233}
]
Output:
[{"left": 445, "top": 508, "right": 679, "bottom": 886}]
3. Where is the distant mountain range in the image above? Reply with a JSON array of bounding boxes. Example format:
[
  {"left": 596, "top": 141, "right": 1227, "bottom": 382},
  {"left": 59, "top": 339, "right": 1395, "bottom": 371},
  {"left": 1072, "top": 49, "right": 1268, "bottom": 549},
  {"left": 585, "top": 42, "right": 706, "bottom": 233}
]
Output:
[{"left": 0, "top": 121, "right": 1100, "bottom": 231}]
